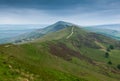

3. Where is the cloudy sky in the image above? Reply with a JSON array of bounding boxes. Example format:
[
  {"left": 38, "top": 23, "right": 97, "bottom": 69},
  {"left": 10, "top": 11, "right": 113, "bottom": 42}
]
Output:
[{"left": 0, "top": 0, "right": 120, "bottom": 25}]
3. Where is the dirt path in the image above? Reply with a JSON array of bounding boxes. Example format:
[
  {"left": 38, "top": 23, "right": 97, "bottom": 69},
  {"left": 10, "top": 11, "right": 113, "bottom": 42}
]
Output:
[
  {"left": 66, "top": 27, "right": 74, "bottom": 39},
  {"left": 95, "top": 41, "right": 106, "bottom": 52}
]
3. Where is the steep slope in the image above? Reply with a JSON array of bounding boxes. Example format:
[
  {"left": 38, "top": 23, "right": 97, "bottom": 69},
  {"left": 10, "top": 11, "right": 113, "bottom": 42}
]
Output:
[{"left": 0, "top": 23, "right": 120, "bottom": 81}]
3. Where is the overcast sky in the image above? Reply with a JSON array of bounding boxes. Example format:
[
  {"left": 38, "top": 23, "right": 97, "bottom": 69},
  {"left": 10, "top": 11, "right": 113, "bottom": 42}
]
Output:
[{"left": 0, "top": 0, "right": 120, "bottom": 25}]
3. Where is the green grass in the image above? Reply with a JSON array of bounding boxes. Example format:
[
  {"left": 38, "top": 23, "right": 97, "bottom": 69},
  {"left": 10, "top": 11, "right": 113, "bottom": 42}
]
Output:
[{"left": 110, "top": 50, "right": 120, "bottom": 66}]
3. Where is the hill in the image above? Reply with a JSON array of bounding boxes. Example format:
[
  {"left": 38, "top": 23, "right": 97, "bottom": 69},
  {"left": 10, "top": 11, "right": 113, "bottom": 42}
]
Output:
[
  {"left": 88, "top": 24, "right": 120, "bottom": 31},
  {"left": 84, "top": 24, "right": 120, "bottom": 40},
  {"left": 8, "top": 21, "right": 76, "bottom": 44},
  {"left": 0, "top": 22, "right": 120, "bottom": 81}
]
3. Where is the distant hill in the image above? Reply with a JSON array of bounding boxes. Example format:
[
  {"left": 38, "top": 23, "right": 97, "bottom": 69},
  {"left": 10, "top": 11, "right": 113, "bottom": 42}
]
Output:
[
  {"left": 87, "top": 24, "right": 120, "bottom": 31},
  {"left": 84, "top": 24, "right": 120, "bottom": 40},
  {"left": 0, "top": 21, "right": 120, "bottom": 81},
  {"left": 0, "top": 24, "right": 48, "bottom": 44}
]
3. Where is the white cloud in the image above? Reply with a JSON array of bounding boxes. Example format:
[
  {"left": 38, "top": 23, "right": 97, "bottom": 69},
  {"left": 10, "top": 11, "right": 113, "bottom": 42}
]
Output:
[{"left": 0, "top": 8, "right": 120, "bottom": 26}]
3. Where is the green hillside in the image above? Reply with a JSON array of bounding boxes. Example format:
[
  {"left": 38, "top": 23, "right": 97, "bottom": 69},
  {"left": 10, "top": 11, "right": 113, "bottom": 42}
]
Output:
[{"left": 0, "top": 26, "right": 120, "bottom": 81}]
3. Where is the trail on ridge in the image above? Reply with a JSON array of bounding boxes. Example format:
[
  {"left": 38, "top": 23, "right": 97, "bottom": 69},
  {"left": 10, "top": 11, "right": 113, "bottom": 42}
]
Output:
[{"left": 66, "top": 27, "right": 74, "bottom": 39}]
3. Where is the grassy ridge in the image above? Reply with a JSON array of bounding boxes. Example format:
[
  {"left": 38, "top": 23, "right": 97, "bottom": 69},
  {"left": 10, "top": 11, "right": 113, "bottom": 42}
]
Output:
[{"left": 0, "top": 26, "right": 120, "bottom": 81}]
